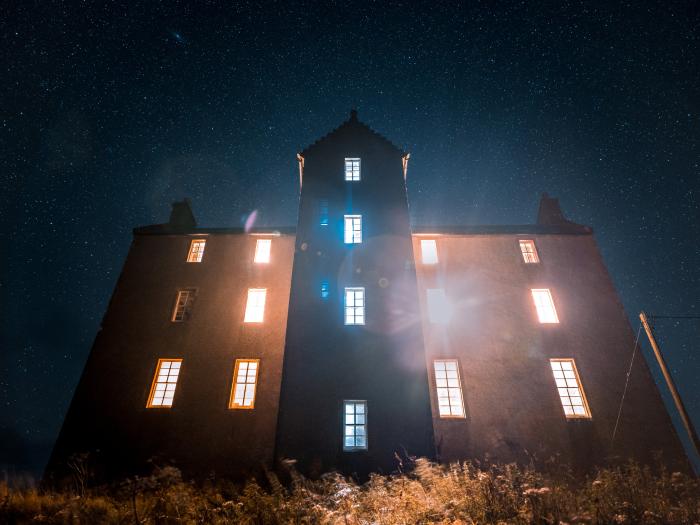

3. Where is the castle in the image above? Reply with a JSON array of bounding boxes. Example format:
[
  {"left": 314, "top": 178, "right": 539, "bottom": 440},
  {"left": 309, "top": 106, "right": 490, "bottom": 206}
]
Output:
[{"left": 46, "top": 111, "right": 689, "bottom": 482}]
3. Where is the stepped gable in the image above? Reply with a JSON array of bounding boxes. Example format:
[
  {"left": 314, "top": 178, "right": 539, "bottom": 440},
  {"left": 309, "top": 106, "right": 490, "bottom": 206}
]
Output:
[{"left": 300, "top": 109, "right": 405, "bottom": 156}]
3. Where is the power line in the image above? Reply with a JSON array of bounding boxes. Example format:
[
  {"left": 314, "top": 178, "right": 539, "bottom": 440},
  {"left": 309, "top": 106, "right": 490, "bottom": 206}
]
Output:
[{"left": 648, "top": 315, "right": 700, "bottom": 320}]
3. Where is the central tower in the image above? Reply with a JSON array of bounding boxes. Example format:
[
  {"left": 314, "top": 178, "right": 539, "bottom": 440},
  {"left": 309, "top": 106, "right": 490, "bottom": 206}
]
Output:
[{"left": 275, "top": 111, "right": 435, "bottom": 477}]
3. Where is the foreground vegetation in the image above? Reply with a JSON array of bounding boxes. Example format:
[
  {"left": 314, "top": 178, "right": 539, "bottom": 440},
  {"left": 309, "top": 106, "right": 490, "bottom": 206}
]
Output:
[{"left": 2, "top": 459, "right": 699, "bottom": 524}]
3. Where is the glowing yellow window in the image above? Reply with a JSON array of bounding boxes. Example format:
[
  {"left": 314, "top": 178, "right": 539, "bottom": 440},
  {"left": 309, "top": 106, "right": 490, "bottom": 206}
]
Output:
[
  {"left": 187, "top": 239, "right": 206, "bottom": 262},
  {"left": 519, "top": 240, "right": 539, "bottom": 263},
  {"left": 171, "top": 289, "right": 195, "bottom": 322},
  {"left": 229, "top": 359, "right": 259, "bottom": 409},
  {"left": 421, "top": 239, "right": 438, "bottom": 264},
  {"left": 244, "top": 288, "right": 266, "bottom": 323},
  {"left": 550, "top": 359, "right": 591, "bottom": 418},
  {"left": 427, "top": 288, "right": 452, "bottom": 324},
  {"left": 147, "top": 359, "right": 182, "bottom": 408},
  {"left": 531, "top": 288, "right": 559, "bottom": 323},
  {"left": 254, "top": 239, "right": 271, "bottom": 263},
  {"left": 433, "top": 360, "right": 465, "bottom": 418}
]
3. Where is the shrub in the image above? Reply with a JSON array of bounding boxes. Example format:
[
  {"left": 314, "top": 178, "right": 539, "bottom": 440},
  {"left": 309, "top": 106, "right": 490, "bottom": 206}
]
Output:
[{"left": 1, "top": 460, "right": 698, "bottom": 524}]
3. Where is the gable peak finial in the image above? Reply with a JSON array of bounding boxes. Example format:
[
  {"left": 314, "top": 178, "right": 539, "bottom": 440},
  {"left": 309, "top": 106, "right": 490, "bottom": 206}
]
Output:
[{"left": 349, "top": 108, "right": 358, "bottom": 121}]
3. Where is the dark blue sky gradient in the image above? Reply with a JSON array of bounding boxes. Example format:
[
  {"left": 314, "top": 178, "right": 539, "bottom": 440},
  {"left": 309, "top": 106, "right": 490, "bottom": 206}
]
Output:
[{"left": 1, "top": 1, "right": 698, "bottom": 473}]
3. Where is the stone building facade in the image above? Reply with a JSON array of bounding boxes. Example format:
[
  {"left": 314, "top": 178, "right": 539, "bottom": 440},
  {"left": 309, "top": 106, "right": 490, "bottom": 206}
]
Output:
[{"left": 46, "top": 112, "right": 689, "bottom": 483}]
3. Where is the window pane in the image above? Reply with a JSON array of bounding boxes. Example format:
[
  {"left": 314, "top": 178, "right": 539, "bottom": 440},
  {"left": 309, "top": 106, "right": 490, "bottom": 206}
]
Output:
[
  {"left": 519, "top": 240, "right": 539, "bottom": 263},
  {"left": 420, "top": 239, "right": 438, "bottom": 264},
  {"left": 345, "top": 157, "right": 361, "bottom": 181},
  {"left": 433, "top": 360, "right": 465, "bottom": 418},
  {"left": 187, "top": 239, "right": 206, "bottom": 263},
  {"left": 147, "top": 359, "right": 183, "bottom": 408},
  {"left": 230, "top": 359, "right": 260, "bottom": 409},
  {"left": 531, "top": 289, "right": 559, "bottom": 323},
  {"left": 254, "top": 239, "right": 272, "bottom": 263},
  {"left": 344, "top": 288, "right": 365, "bottom": 325},
  {"left": 344, "top": 215, "right": 362, "bottom": 244},
  {"left": 549, "top": 359, "right": 591, "bottom": 418},
  {"left": 244, "top": 289, "right": 267, "bottom": 323},
  {"left": 427, "top": 289, "right": 451, "bottom": 324},
  {"left": 343, "top": 400, "right": 367, "bottom": 450}
]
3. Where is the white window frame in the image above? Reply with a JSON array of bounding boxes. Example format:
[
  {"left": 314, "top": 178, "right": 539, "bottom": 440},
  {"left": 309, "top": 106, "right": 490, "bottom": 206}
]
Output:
[
  {"left": 344, "top": 287, "right": 365, "bottom": 325},
  {"left": 343, "top": 400, "right": 367, "bottom": 450},
  {"left": 550, "top": 359, "right": 591, "bottom": 419},
  {"left": 254, "top": 238, "right": 272, "bottom": 263},
  {"left": 433, "top": 359, "right": 466, "bottom": 418},
  {"left": 345, "top": 157, "right": 361, "bottom": 181},
  {"left": 147, "top": 359, "right": 182, "bottom": 408},
  {"left": 519, "top": 239, "right": 539, "bottom": 263},
  {"left": 229, "top": 359, "right": 260, "bottom": 409},
  {"left": 421, "top": 239, "right": 438, "bottom": 264},
  {"left": 187, "top": 239, "right": 206, "bottom": 263},
  {"left": 244, "top": 288, "right": 267, "bottom": 323},
  {"left": 171, "top": 289, "right": 195, "bottom": 322},
  {"left": 344, "top": 214, "right": 362, "bottom": 244},
  {"left": 531, "top": 288, "right": 559, "bottom": 324}
]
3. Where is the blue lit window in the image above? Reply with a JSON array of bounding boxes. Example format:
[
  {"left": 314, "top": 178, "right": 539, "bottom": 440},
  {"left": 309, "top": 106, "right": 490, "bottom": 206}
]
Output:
[
  {"left": 319, "top": 199, "right": 329, "bottom": 226},
  {"left": 321, "top": 281, "right": 330, "bottom": 299}
]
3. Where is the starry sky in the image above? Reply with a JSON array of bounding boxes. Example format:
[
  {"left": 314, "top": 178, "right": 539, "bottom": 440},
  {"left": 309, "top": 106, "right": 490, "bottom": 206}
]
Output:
[{"left": 1, "top": 1, "right": 698, "bottom": 474}]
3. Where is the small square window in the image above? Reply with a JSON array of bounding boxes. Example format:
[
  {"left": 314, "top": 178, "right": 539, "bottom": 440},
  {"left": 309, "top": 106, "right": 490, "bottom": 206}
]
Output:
[
  {"left": 519, "top": 240, "right": 539, "bottom": 263},
  {"left": 344, "top": 215, "right": 362, "bottom": 244},
  {"left": 531, "top": 289, "right": 559, "bottom": 324},
  {"left": 229, "top": 359, "right": 260, "bottom": 409},
  {"left": 171, "top": 289, "right": 196, "bottom": 322},
  {"left": 427, "top": 288, "right": 451, "bottom": 324},
  {"left": 147, "top": 359, "right": 182, "bottom": 408},
  {"left": 421, "top": 239, "right": 438, "bottom": 264},
  {"left": 345, "top": 158, "right": 361, "bottom": 181},
  {"left": 343, "top": 400, "right": 367, "bottom": 450},
  {"left": 254, "top": 239, "right": 272, "bottom": 263},
  {"left": 550, "top": 359, "right": 591, "bottom": 418},
  {"left": 344, "top": 287, "right": 365, "bottom": 325},
  {"left": 244, "top": 288, "right": 267, "bottom": 323},
  {"left": 187, "top": 239, "right": 206, "bottom": 263},
  {"left": 433, "top": 360, "right": 465, "bottom": 418}
]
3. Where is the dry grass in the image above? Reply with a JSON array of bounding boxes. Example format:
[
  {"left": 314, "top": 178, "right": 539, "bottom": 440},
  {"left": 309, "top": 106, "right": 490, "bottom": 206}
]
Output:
[{"left": 1, "top": 459, "right": 698, "bottom": 524}]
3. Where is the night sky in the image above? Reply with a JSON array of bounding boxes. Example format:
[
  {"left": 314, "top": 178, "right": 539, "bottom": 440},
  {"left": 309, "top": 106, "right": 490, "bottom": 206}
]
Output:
[{"left": 1, "top": 1, "right": 698, "bottom": 474}]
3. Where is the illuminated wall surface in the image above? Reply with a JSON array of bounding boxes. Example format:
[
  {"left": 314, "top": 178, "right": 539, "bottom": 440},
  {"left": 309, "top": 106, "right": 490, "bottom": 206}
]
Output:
[{"left": 45, "top": 113, "right": 690, "bottom": 483}]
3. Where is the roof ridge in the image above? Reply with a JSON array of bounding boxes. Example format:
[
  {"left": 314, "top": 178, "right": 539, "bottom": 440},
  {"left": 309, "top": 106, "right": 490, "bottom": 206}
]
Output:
[{"left": 300, "top": 111, "right": 404, "bottom": 155}]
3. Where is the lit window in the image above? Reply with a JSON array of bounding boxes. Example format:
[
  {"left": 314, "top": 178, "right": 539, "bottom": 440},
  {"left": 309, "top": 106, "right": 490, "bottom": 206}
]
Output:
[
  {"left": 344, "top": 215, "right": 362, "bottom": 244},
  {"left": 319, "top": 199, "right": 329, "bottom": 226},
  {"left": 550, "top": 359, "right": 591, "bottom": 418},
  {"left": 187, "top": 239, "right": 206, "bottom": 262},
  {"left": 421, "top": 239, "right": 438, "bottom": 264},
  {"left": 171, "top": 289, "right": 195, "bottom": 322},
  {"left": 321, "top": 280, "right": 330, "bottom": 299},
  {"left": 344, "top": 287, "right": 365, "bottom": 325},
  {"left": 229, "top": 359, "right": 259, "bottom": 409},
  {"left": 244, "top": 288, "right": 266, "bottom": 323},
  {"left": 147, "top": 359, "right": 182, "bottom": 408},
  {"left": 433, "top": 360, "right": 465, "bottom": 418},
  {"left": 343, "top": 400, "right": 367, "bottom": 450},
  {"left": 427, "top": 288, "right": 451, "bottom": 324},
  {"left": 519, "top": 240, "right": 539, "bottom": 263},
  {"left": 531, "top": 289, "right": 559, "bottom": 323},
  {"left": 345, "top": 157, "right": 361, "bottom": 181},
  {"left": 254, "top": 238, "right": 272, "bottom": 263}
]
